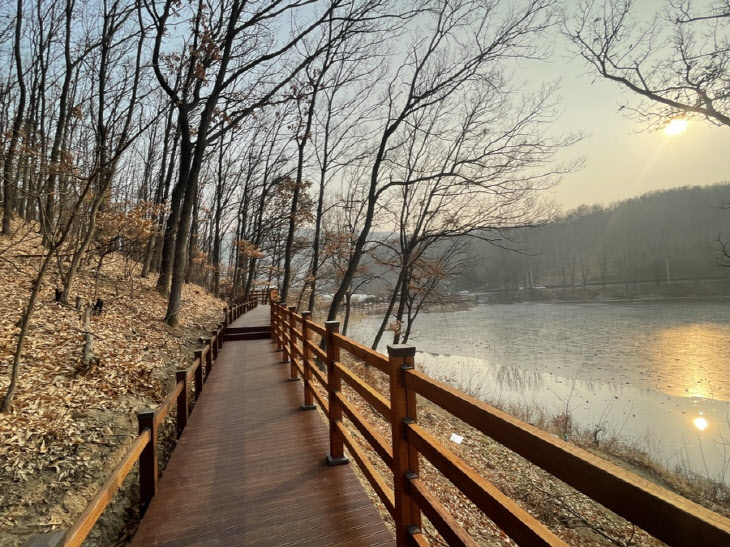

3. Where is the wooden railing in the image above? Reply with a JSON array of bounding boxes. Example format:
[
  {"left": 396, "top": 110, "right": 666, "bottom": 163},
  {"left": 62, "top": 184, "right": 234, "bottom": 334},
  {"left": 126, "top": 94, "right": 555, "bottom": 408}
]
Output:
[
  {"left": 237, "top": 287, "right": 272, "bottom": 307},
  {"left": 271, "top": 301, "right": 730, "bottom": 547},
  {"left": 31, "top": 298, "right": 260, "bottom": 547}
]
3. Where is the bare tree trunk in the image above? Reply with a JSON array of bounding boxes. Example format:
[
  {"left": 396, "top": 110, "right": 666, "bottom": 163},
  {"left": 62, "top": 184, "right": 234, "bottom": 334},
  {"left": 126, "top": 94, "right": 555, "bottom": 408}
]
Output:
[
  {"left": 185, "top": 184, "right": 200, "bottom": 284},
  {"left": 2, "top": 169, "right": 97, "bottom": 411},
  {"left": 81, "top": 305, "right": 95, "bottom": 369},
  {"left": 2, "top": 0, "right": 27, "bottom": 236},
  {"left": 156, "top": 171, "right": 185, "bottom": 293},
  {"left": 342, "top": 290, "right": 352, "bottom": 336},
  {"left": 392, "top": 265, "right": 409, "bottom": 345},
  {"left": 2, "top": 254, "right": 52, "bottom": 410},
  {"left": 371, "top": 268, "right": 406, "bottom": 351},
  {"left": 307, "top": 165, "right": 326, "bottom": 312},
  {"left": 61, "top": 189, "right": 103, "bottom": 303},
  {"left": 163, "top": 127, "right": 196, "bottom": 326},
  {"left": 280, "top": 160, "right": 303, "bottom": 301}
]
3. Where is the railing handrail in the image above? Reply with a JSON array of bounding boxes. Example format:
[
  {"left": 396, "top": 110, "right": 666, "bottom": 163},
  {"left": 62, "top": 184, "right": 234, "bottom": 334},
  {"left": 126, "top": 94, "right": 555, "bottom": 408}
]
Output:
[
  {"left": 270, "top": 301, "right": 730, "bottom": 547},
  {"left": 34, "top": 298, "right": 260, "bottom": 547}
]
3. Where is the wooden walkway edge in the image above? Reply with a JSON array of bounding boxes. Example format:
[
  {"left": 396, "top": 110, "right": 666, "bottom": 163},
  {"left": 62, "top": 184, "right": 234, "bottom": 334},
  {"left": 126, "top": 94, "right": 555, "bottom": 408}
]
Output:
[{"left": 131, "top": 305, "right": 393, "bottom": 547}]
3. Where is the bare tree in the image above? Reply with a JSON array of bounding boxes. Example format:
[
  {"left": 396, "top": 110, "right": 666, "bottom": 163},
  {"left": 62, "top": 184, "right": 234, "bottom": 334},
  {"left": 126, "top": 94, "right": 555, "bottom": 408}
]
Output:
[
  {"left": 565, "top": 0, "right": 730, "bottom": 128},
  {"left": 145, "top": 0, "right": 366, "bottom": 326},
  {"left": 2, "top": 0, "right": 27, "bottom": 235},
  {"left": 279, "top": 0, "right": 395, "bottom": 302},
  {"left": 326, "top": 0, "right": 568, "bottom": 322}
]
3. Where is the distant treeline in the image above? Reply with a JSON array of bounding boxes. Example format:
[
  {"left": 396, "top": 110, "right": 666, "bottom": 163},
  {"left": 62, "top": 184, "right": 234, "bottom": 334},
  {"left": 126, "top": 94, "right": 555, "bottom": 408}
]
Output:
[{"left": 459, "top": 184, "right": 730, "bottom": 292}]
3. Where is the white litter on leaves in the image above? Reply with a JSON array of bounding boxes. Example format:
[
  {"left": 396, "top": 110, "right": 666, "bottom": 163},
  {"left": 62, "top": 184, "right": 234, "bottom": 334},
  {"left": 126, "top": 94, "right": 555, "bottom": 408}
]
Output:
[{"left": 450, "top": 433, "right": 463, "bottom": 444}]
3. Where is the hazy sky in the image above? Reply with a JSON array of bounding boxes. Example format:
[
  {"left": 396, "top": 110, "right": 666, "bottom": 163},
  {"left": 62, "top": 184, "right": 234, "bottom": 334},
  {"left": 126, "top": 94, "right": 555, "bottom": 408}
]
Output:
[
  {"left": 548, "top": 62, "right": 730, "bottom": 211},
  {"left": 542, "top": 1, "right": 729, "bottom": 211}
]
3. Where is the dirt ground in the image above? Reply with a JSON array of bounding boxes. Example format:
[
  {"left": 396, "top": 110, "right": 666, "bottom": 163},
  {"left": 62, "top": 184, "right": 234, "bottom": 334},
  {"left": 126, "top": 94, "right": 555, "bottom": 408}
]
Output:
[{"left": 0, "top": 227, "right": 226, "bottom": 547}]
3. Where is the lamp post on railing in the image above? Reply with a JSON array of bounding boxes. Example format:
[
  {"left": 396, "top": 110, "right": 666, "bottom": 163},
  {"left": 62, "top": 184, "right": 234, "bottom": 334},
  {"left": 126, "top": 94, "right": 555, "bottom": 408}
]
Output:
[{"left": 388, "top": 344, "right": 421, "bottom": 547}]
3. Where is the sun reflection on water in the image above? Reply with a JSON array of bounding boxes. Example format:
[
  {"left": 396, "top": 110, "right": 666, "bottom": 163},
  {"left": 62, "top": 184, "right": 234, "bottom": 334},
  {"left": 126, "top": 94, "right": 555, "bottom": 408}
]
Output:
[
  {"left": 693, "top": 416, "right": 709, "bottom": 431},
  {"left": 645, "top": 324, "right": 728, "bottom": 400}
]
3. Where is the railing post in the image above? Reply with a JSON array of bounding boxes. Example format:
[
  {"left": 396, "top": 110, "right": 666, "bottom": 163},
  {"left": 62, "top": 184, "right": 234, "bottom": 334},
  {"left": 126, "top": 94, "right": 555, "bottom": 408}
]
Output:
[
  {"left": 325, "top": 321, "right": 348, "bottom": 466},
  {"left": 388, "top": 344, "right": 421, "bottom": 547},
  {"left": 194, "top": 349, "right": 204, "bottom": 398},
  {"left": 204, "top": 342, "right": 213, "bottom": 377},
  {"left": 288, "top": 306, "right": 298, "bottom": 380},
  {"left": 279, "top": 306, "right": 291, "bottom": 363},
  {"left": 274, "top": 303, "right": 282, "bottom": 351},
  {"left": 270, "top": 301, "right": 276, "bottom": 345},
  {"left": 175, "top": 370, "right": 188, "bottom": 436},
  {"left": 223, "top": 308, "right": 228, "bottom": 328},
  {"left": 211, "top": 331, "right": 218, "bottom": 360},
  {"left": 300, "top": 311, "right": 315, "bottom": 410},
  {"left": 137, "top": 409, "right": 158, "bottom": 516},
  {"left": 217, "top": 323, "right": 224, "bottom": 350}
]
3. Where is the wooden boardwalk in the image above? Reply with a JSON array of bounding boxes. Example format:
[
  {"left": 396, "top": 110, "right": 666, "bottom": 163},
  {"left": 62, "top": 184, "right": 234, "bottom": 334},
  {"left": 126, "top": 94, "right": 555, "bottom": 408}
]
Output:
[{"left": 131, "top": 305, "right": 393, "bottom": 547}]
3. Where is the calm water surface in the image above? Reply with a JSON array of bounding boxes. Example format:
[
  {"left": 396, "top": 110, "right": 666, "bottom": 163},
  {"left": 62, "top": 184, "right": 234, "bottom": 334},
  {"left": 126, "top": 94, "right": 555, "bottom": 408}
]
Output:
[{"left": 347, "top": 299, "right": 730, "bottom": 482}]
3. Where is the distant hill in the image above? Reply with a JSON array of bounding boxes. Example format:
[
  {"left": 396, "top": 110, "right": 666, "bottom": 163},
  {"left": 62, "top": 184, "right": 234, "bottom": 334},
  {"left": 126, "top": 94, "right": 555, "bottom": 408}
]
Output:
[{"left": 458, "top": 183, "right": 730, "bottom": 293}]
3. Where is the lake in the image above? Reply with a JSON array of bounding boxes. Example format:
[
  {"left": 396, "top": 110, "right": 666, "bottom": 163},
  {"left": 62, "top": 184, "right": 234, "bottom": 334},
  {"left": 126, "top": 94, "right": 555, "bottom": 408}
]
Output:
[{"left": 346, "top": 299, "right": 730, "bottom": 483}]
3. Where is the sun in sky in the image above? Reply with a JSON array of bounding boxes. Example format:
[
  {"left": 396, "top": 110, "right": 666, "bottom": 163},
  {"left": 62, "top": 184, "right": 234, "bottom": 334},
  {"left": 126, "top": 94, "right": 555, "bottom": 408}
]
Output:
[{"left": 664, "top": 118, "right": 689, "bottom": 136}]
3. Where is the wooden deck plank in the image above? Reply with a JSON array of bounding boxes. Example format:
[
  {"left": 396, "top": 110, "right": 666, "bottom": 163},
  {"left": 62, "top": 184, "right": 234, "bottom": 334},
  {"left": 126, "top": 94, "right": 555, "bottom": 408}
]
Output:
[{"left": 131, "top": 305, "right": 392, "bottom": 547}]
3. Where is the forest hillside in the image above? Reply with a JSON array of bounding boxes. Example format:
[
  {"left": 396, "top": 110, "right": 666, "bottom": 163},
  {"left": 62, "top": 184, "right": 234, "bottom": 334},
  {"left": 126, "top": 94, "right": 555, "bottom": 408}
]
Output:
[
  {"left": 0, "top": 224, "right": 225, "bottom": 547},
  {"left": 459, "top": 183, "right": 730, "bottom": 293}
]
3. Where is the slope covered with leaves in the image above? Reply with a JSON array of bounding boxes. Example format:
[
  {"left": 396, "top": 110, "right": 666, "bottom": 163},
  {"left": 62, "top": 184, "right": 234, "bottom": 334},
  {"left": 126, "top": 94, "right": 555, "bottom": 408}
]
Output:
[{"left": 0, "top": 225, "right": 226, "bottom": 546}]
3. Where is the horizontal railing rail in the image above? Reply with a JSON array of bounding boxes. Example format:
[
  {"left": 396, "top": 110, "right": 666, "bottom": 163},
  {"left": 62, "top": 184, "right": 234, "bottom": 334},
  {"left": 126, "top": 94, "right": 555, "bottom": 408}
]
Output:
[
  {"left": 271, "top": 301, "right": 730, "bottom": 547},
  {"left": 30, "top": 298, "right": 260, "bottom": 547}
]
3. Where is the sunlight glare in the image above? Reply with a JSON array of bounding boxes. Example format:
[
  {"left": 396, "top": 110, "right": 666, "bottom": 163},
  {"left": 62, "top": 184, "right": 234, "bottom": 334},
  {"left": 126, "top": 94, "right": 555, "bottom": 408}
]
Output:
[
  {"left": 664, "top": 118, "right": 689, "bottom": 136},
  {"left": 693, "top": 416, "right": 709, "bottom": 431}
]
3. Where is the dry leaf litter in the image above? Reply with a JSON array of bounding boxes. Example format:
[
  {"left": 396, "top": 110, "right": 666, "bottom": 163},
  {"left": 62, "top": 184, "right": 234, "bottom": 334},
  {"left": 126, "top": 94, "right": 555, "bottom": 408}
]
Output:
[{"left": 0, "top": 227, "right": 226, "bottom": 547}]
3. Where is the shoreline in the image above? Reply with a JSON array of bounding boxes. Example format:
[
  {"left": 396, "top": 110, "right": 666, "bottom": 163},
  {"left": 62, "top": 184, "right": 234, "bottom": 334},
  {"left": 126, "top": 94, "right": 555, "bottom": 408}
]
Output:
[
  {"left": 476, "top": 278, "right": 730, "bottom": 304},
  {"left": 481, "top": 294, "right": 730, "bottom": 304}
]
